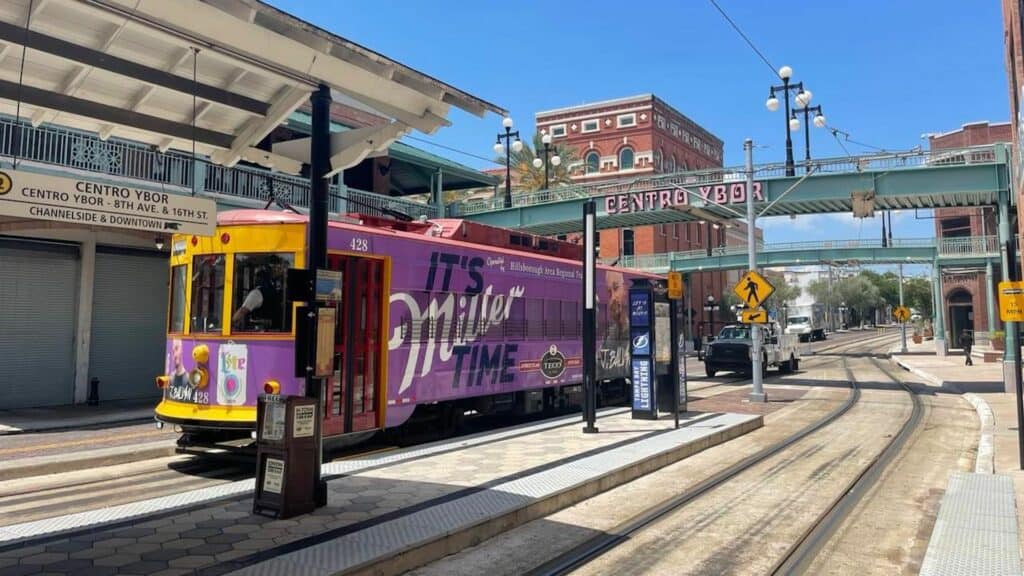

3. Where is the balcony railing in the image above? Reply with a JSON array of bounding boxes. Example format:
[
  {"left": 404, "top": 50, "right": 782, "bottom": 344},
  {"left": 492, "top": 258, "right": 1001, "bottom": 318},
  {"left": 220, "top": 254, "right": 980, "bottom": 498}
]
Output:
[
  {"left": 937, "top": 236, "right": 999, "bottom": 257},
  {"left": 0, "top": 116, "right": 437, "bottom": 220}
]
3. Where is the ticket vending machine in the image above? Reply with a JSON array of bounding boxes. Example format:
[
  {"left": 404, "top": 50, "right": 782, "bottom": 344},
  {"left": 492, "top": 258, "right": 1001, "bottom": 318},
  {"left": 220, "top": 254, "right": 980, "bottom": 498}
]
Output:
[
  {"left": 253, "top": 394, "right": 319, "bottom": 519},
  {"left": 629, "top": 278, "right": 686, "bottom": 423}
]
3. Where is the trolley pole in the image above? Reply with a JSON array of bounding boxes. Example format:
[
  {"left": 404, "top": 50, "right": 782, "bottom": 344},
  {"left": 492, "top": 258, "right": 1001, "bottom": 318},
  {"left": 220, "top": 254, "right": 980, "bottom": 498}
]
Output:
[
  {"left": 747, "top": 138, "right": 766, "bottom": 403},
  {"left": 582, "top": 199, "right": 598, "bottom": 433},
  {"left": 899, "top": 263, "right": 908, "bottom": 353}
]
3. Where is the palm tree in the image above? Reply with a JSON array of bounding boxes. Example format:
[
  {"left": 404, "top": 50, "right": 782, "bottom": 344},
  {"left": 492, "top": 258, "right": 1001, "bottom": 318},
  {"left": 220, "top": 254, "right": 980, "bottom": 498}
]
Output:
[{"left": 494, "top": 133, "right": 579, "bottom": 192}]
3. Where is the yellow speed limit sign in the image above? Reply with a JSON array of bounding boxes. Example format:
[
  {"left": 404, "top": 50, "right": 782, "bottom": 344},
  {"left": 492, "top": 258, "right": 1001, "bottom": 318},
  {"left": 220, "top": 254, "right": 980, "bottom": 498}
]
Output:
[
  {"left": 999, "top": 281, "right": 1024, "bottom": 322},
  {"left": 667, "top": 271, "right": 684, "bottom": 300},
  {"left": 893, "top": 306, "right": 910, "bottom": 323}
]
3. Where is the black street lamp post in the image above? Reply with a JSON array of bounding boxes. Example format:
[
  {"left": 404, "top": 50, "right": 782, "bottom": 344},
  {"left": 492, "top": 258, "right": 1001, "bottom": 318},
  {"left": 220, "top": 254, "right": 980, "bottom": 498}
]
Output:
[
  {"left": 766, "top": 65, "right": 810, "bottom": 177},
  {"left": 532, "top": 133, "right": 562, "bottom": 190},
  {"left": 493, "top": 117, "right": 523, "bottom": 208},
  {"left": 705, "top": 295, "right": 717, "bottom": 340},
  {"left": 789, "top": 103, "right": 825, "bottom": 171}
]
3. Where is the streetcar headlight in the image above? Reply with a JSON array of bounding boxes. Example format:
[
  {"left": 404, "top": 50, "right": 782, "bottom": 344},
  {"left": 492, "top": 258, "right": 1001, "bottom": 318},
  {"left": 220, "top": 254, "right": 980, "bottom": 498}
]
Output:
[
  {"left": 189, "top": 366, "right": 209, "bottom": 389},
  {"left": 155, "top": 376, "right": 169, "bottom": 389},
  {"left": 192, "top": 344, "right": 210, "bottom": 364},
  {"left": 263, "top": 379, "right": 280, "bottom": 395}
]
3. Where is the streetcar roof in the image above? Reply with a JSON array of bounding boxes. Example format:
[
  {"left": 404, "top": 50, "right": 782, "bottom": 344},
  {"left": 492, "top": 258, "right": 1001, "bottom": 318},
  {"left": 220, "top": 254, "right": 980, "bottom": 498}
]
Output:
[{"left": 212, "top": 209, "right": 660, "bottom": 277}]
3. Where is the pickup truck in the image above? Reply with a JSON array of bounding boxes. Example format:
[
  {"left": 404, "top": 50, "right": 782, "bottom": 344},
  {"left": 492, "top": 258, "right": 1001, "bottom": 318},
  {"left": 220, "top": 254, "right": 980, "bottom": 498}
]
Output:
[{"left": 703, "top": 322, "right": 801, "bottom": 378}]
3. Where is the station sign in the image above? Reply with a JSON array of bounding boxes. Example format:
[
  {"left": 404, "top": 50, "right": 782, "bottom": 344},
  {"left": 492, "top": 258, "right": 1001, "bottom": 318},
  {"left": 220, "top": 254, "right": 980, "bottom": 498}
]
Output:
[
  {"left": 0, "top": 168, "right": 216, "bottom": 236},
  {"left": 999, "top": 281, "right": 1024, "bottom": 322}
]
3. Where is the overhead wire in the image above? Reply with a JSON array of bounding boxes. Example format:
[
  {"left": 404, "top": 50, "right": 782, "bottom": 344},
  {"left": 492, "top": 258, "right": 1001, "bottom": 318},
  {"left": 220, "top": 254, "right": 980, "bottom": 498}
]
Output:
[
  {"left": 13, "top": 0, "right": 35, "bottom": 169},
  {"left": 707, "top": 0, "right": 901, "bottom": 160},
  {"left": 706, "top": 0, "right": 778, "bottom": 78},
  {"left": 401, "top": 134, "right": 503, "bottom": 166}
]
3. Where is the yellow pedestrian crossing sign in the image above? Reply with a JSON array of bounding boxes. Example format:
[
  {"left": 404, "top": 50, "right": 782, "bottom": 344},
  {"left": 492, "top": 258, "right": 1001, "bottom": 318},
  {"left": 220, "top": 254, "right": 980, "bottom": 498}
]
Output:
[
  {"left": 741, "top": 308, "right": 769, "bottom": 324},
  {"left": 894, "top": 306, "right": 910, "bottom": 323},
  {"left": 733, "top": 270, "right": 775, "bottom": 309}
]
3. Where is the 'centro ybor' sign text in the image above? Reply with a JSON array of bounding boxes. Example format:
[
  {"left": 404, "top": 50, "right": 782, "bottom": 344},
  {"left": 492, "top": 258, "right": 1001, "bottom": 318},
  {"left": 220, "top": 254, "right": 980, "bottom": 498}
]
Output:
[
  {"left": 0, "top": 168, "right": 216, "bottom": 235},
  {"left": 603, "top": 181, "right": 764, "bottom": 215}
]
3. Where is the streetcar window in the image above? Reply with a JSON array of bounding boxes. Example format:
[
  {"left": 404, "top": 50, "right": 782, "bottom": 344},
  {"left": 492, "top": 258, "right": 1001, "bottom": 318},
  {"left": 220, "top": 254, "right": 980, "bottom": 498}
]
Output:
[
  {"left": 169, "top": 265, "right": 187, "bottom": 333},
  {"left": 231, "top": 253, "right": 294, "bottom": 333},
  {"left": 190, "top": 254, "right": 225, "bottom": 333}
]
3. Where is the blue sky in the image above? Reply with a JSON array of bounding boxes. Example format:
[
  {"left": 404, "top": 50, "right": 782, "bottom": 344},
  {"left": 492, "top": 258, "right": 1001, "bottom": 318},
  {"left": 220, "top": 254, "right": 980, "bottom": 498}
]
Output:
[{"left": 270, "top": 0, "right": 1008, "bottom": 249}]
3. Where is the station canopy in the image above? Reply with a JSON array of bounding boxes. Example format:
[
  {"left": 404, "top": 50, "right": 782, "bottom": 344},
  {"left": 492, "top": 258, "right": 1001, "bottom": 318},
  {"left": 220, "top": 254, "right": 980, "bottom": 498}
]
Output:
[{"left": 0, "top": 0, "right": 505, "bottom": 176}]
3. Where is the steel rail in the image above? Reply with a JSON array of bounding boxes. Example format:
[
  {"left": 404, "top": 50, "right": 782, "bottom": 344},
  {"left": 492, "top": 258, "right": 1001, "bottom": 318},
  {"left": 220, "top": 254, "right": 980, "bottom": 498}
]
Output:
[
  {"left": 526, "top": 335, "right": 892, "bottom": 576},
  {"left": 769, "top": 356, "right": 923, "bottom": 575}
]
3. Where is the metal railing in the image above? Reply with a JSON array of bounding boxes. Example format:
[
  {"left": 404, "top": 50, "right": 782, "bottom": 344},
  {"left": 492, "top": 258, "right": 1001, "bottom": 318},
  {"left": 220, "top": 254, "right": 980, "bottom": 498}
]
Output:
[
  {"left": 0, "top": 115, "right": 438, "bottom": 220},
  {"left": 606, "top": 235, "right": 1002, "bottom": 271},
  {"left": 450, "top": 143, "right": 1008, "bottom": 216},
  {"left": 937, "top": 235, "right": 999, "bottom": 256}
]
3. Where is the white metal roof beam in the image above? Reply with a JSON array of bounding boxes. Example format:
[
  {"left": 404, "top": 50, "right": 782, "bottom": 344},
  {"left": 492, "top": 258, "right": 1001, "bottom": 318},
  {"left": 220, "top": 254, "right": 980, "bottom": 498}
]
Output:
[
  {"left": 331, "top": 87, "right": 449, "bottom": 134},
  {"left": 0, "top": 78, "right": 235, "bottom": 148},
  {"left": 89, "top": 0, "right": 469, "bottom": 127},
  {"left": 97, "top": 48, "right": 195, "bottom": 140},
  {"left": 211, "top": 84, "right": 311, "bottom": 167},
  {"left": 270, "top": 121, "right": 411, "bottom": 178},
  {"left": 30, "top": 17, "right": 132, "bottom": 128},
  {"left": 0, "top": 20, "right": 269, "bottom": 116}
]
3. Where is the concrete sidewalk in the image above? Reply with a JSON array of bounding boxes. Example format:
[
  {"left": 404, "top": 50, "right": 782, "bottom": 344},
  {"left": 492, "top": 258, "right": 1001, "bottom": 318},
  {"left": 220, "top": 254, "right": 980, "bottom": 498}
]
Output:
[
  {"left": 892, "top": 338, "right": 1024, "bottom": 564},
  {"left": 0, "top": 398, "right": 157, "bottom": 435}
]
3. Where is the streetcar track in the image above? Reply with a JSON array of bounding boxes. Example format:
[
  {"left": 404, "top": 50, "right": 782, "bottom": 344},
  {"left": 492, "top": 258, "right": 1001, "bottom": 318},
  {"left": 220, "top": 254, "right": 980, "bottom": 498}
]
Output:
[
  {"left": 1, "top": 333, "right": 893, "bottom": 537},
  {"left": 526, "top": 335, "right": 893, "bottom": 576},
  {"left": 769, "top": 354, "right": 923, "bottom": 575}
]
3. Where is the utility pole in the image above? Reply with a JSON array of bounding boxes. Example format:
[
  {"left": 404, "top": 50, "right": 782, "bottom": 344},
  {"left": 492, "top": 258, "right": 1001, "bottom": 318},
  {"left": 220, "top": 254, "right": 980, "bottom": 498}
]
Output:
[
  {"left": 899, "top": 263, "right": 907, "bottom": 353},
  {"left": 746, "top": 138, "right": 765, "bottom": 402}
]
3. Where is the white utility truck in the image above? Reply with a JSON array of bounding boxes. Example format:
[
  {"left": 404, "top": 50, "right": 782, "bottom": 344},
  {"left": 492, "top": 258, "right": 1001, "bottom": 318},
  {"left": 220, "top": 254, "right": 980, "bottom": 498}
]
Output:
[{"left": 785, "top": 303, "right": 827, "bottom": 342}]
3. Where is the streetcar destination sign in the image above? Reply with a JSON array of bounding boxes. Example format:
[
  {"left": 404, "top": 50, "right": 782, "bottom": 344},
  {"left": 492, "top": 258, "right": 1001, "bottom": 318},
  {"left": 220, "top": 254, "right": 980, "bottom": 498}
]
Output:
[{"left": 0, "top": 168, "right": 216, "bottom": 236}]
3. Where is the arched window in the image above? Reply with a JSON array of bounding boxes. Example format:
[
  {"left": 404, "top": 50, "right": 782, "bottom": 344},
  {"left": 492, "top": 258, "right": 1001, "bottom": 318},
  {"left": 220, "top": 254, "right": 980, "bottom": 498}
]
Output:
[
  {"left": 619, "top": 147, "right": 634, "bottom": 170},
  {"left": 654, "top": 149, "right": 663, "bottom": 172},
  {"left": 949, "top": 289, "right": 973, "bottom": 303},
  {"left": 666, "top": 154, "right": 676, "bottom": 172},
  {"left": 586, "top": 151, "right": 600, "bottom": 174}
]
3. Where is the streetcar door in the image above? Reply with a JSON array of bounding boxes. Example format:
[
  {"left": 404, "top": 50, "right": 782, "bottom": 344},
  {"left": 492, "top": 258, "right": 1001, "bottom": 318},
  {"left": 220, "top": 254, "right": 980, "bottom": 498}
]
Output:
[{"left": 324, "top": 254, "right": 385, "bottom": 435}]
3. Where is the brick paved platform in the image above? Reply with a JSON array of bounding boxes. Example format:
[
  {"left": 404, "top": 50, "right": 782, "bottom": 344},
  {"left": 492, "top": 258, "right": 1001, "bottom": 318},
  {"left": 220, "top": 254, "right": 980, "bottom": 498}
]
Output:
[{"left": 0, "top": 409, "right": 760, "bottom": 575}]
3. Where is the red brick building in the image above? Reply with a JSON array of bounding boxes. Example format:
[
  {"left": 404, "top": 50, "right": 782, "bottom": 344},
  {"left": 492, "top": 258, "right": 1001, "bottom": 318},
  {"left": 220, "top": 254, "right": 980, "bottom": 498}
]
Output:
[
  {"left": 1002, "top": 0, "right": 1024, "bottom": 263},
  {"left": 535, "top": 94, "right": 761, "bottom": 336},
  {"left": 929, "top": 121, "right": 1011, "bottom": 338}
]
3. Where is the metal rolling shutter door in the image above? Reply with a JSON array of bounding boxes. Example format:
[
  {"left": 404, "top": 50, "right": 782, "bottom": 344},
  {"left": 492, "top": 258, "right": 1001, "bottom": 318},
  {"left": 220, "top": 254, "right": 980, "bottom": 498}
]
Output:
[
  {"left": 89, "top": 249, "right": 167, "bottom": 401},
  {"left": 0, "top": 239, "right": 78, "bottom": 408}
]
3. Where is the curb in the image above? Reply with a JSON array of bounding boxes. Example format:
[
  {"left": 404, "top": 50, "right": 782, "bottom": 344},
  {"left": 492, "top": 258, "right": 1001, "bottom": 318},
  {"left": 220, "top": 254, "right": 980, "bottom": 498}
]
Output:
[
  {"left": 963, "top": 394, "right": 996, "bottom": 474},
  {"left": 890, "top": 354, "right": 996, "bottom": 476},
  {"left": 0, "top": 412, "right": 154, "bottom": 436},
  {"left": 0, "top": 440, "right": 178, "bottom": 482},
  {"left": 345, "top": 415, "right": 764, "bottom": 576}
]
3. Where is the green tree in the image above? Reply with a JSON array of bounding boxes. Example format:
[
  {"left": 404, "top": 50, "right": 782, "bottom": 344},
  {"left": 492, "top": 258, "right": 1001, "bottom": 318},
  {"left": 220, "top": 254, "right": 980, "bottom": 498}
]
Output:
[
  {"left": 859, "top": 270, "right": 899, "bottom": 307},
  {"left": 807, "top": 278, "right": 840, "bottom": 308},
  {"left": 767, "top": 276, "right": 801, "bottom": 308},
  {"left": 494, "top": 133, "right": 580, "bottom": 192},
  {"left": 902, "top": 277, "right": 933, "bottom": 317},
  {"left": 836, "top": 275, "right": 884, "bottom": 324}
]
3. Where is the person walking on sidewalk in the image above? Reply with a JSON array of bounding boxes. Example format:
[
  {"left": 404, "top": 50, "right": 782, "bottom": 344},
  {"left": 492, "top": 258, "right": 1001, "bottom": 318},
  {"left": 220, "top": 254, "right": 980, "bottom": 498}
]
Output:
[{"left": 959, "top": 329, "right": 974, "bottom": 366}]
